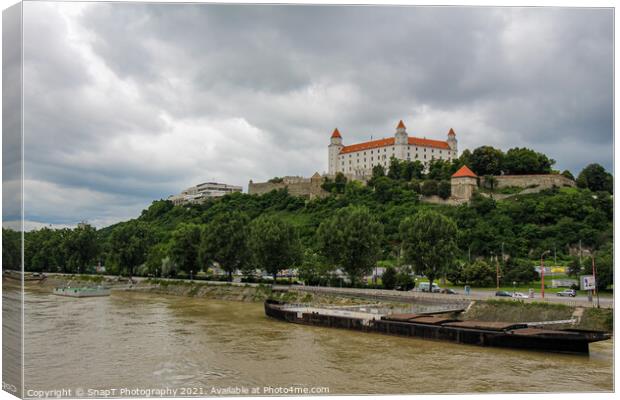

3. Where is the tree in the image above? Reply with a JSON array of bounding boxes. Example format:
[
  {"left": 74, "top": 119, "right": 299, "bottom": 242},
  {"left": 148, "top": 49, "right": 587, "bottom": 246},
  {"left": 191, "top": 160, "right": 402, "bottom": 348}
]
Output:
[
  {"left": 593, "top": 243, "right": 613, "bottom": 291},
  {"left": 421, "top": 180, "right": 438, "bottom": 196},
  {"left": 248, "top": 215, "right": 301, "bottom": 282},
  {"left": 400, "top": 210, "right": 458, "bottom": 292},
  {"left": 381, "top": 266, "right": 397, "bottom": 289},
  {"left": 482, "top": 175, "right": 498, "bottom": 191},
  {"left": 502, "top": 259, "right": 538, "bottom": 285},
  {"left": 567, "top": 256, "right": 584, "bottom": 277},
  {"left": 145, "top": 243, "right": 169, "bottom": 277},
  {"left": 427, "top": 159, "right": 453, "bottom": 181},
  {"left": 576, "top": 163, "right": 613, "bottom": 193},
  {"left": 2, "top": 228, "right": 20, "bottom": 270},
  {"left": 168, "top": 223, "right": 202, "bottom": 275},
  {"left": 372, "top": 164, "right": 386, "bottom": 179},
  {"left": 387, "top": 157, "right": 403, "bottom": 180},
  {"left": 502, "top": 147, "right": 554, "bottom": 175},
  {"left": 63, "top": 224, "right": 100, "bottom": 273},
  {"left": 461, "top": 260, "right": 495, "bottom": 287},
  {"left": 470, "top": 146, "right": 504, "bottom": 176},
  {"left": 108, "top": 221, "right": 152, "bottom": 277},
  {"left": 437, "top": 181, "right": 451, "bottom": 199},
  {"left": 561, "top": 170, "right": 575, "bottom": 180},
  {"left": 316, "top": 205, "right": 383, "bottom": 285},
  {"left": 200, "top": 211, "right": 250, "bottom": 280}
]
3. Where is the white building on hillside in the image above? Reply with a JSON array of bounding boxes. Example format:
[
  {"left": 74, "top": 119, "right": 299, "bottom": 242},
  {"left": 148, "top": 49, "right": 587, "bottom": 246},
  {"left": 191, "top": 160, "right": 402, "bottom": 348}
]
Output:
[
  {"left": 168, "top": 182, "right": 242, "bottom": 205},
  {"left": 328, "top": 120, "right": 458, "bottom": 177}
]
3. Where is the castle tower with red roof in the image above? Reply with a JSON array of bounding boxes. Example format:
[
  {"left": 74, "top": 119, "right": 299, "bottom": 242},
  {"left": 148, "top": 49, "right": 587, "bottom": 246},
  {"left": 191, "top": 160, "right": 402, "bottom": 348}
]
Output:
[
  {"left": 451, "top": 165, "right": 478, "bottom": 200},
  {"left": 328, "top": 128, "right": 344, "bottom": 176},
  {"left": 327, "top": 120, "right": 458, "bottom": 176}
]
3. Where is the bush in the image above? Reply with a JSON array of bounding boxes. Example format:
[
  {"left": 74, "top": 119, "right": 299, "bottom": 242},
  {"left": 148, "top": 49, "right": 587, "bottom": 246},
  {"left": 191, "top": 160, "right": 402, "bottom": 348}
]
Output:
[
  {"left": 381, "top": 266, "right": 397, "bottom": 289},
  {"left": 461, "top": 260, "right": 495, "bottom": 287},
  {"left": 421, "top": 180, "right": 438, "bottom": 196},
  {"left": 502, "top": 259, "right": 538, "bottom": 285},
  {"left": 437, "top": 181, "right": 451, "bottom": 199}
]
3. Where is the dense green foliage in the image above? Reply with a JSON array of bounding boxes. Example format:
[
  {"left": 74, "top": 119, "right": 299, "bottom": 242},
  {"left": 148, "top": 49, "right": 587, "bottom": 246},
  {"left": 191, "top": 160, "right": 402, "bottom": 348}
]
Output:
[
  {"left": 200, "top": 211, "right": 251, "bottom": 280},
  {"left": 8, "top": 154, "right": 614, "bottom": 290},
  {"left": 248, "top": 215, "right": 301, "bottom": 280},
  {"left": 400, "top": 210, "right": 458, "bottom": 290},
  {"left": 316, "top": 206, "right": 383, "bottom": 284},
  {"left": 576, "top": 163, "right": 613, "bottom": 194}
]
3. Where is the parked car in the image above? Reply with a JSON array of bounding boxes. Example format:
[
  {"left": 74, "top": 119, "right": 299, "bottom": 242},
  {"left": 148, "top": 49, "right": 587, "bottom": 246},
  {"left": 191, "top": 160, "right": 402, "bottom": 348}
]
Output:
[
  {"left": 512, "top": 292, "right": 529, "bottom": 299},
  {"left": 441, "top": 288, "right": 457, "bottom": 295},
  {"left": 495, "top": 290, "right": 512, "bottom": 297},
  {"left": 417, "top": 282, "right": 441, "bottom": 293},
  {"left": 556, "top": 289, "right": 576, "bottom": 297}
]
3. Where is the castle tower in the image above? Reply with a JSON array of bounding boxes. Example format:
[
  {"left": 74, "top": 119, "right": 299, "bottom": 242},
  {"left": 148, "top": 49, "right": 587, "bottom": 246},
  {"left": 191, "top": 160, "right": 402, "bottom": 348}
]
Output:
[
  {"left": 451, "top": 165, "right": 477, "bottom": 201},
  {"left": 328, "top": 128, "right": 344, "bottom": 175},
  {"left": 447, "top": 128, "right": 458, "bottom": 154},
  {"left": 394, "top": 120, "right": 408, "bottom": 159}
]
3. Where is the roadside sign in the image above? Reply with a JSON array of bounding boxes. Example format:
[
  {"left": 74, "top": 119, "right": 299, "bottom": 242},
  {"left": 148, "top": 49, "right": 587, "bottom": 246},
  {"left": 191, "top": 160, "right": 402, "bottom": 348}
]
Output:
[{"left": 580, "top": 275, "right": 596, "bottom": 291}]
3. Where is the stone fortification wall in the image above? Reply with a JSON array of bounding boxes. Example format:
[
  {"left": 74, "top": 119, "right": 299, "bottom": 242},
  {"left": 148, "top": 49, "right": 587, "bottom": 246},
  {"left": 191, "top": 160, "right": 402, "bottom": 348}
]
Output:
[
  {"left": 248, "top": 175, "right": 329, "bottom": 199},
  {"left": 484, "top": 174, "right": 575, "bottom": 190}
]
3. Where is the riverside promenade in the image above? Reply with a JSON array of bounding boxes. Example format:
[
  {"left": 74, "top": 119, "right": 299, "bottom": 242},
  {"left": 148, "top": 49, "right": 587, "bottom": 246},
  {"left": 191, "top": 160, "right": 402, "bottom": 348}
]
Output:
[
  {"left": 273, "top": 284, "right": 613, "bottom": 308},
  {"left": 32, "top": 272, "right": 612, "bottom": 308}
]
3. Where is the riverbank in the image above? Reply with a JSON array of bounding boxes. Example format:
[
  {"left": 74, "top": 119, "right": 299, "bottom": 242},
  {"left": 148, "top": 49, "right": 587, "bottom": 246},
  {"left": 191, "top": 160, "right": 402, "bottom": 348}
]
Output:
[{"left": 21, "top": 274, "right": 613, "bottom": 332}]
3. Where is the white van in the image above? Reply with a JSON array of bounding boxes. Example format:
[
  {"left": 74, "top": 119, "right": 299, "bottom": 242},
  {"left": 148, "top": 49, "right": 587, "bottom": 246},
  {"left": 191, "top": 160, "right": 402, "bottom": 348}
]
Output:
[{"left": 417, "top": 282, "right": 441, "bottom": 293}]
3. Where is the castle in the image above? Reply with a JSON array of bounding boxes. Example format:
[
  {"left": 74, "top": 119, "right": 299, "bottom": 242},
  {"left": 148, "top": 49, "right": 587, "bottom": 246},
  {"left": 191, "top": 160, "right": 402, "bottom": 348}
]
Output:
[
  {"left": 247, "top": 119, "right": 575, "bottom": 202},
  {"left": 328, "top": 120, "right": 457, "bottom": 177}
]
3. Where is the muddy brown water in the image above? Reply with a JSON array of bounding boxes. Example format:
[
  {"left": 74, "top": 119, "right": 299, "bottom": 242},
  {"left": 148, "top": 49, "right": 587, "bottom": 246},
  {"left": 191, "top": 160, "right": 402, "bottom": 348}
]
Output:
[{"left": 20, "top": 286, "right": 613, "bottom": 396}]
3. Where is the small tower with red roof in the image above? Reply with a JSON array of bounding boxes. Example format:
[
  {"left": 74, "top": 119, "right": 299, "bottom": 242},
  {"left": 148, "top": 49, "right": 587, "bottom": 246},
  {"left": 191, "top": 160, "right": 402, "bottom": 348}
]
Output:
[
  {"left": 328, "top": 128, "right": 344, "bottom": 175},
  {"left": 451, "top": 165, "right": 478, "bottom": 201}
]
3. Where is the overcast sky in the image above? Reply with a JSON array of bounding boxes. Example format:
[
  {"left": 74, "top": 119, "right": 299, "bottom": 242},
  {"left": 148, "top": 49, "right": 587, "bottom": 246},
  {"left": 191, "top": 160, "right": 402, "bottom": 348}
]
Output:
[{"left": 11, "top": 3, "right": 614, "bottom": 229}]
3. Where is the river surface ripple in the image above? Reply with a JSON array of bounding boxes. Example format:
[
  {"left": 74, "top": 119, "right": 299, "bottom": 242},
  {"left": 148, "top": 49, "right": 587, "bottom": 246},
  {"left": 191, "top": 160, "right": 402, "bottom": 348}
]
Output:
[{"left": 23, "top": 288, "right": 613, "bottom": 395}]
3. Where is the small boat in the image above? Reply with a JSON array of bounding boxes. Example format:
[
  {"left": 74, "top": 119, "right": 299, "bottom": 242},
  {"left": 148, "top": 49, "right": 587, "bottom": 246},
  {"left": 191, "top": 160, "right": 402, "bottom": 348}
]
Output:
[
  {"left": 3, "top": 271, "right": 47, "bottom": 281},
  {"left": 264, "top": 300, "right": 611, "bottom": 354},
  {"left": 53, "top": 286, "right": 111, "bottom": 298}
]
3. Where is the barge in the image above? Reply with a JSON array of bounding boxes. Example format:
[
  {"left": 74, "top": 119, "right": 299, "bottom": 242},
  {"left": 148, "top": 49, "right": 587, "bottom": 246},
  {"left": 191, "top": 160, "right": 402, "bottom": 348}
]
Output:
[
  {"left": 53, "top": 286, "right": 111, "bottom": 298},
  {"left": 264, "top": 299, "right": 610, "bottom": 354}
]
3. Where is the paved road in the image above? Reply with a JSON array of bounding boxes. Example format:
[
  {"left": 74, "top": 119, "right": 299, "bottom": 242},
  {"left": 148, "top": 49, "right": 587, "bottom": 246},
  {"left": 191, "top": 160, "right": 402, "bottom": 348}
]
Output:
[{"left": 39, "top": 272, "right": 613, "bottom": 308}]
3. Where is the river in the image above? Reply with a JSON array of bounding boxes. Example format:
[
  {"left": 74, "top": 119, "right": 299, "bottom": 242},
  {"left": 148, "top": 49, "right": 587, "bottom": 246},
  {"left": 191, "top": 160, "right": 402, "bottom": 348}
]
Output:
[{"left": 22, "top": 286, "right": 613, "bottom": 396}]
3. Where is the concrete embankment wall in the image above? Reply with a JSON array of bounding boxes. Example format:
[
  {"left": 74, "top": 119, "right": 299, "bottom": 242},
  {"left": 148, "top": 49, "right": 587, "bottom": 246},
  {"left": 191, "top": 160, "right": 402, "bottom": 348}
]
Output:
[
  {"left": 25, "top": 275, "right": 612, "bottom": 331},
  {"left": 464, "top": 300, "right": 613, "bottom": 332}
]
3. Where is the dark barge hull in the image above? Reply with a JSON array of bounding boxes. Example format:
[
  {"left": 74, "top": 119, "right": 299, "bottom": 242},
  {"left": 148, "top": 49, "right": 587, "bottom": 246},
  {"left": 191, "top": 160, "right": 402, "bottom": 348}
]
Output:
[{"left": 264, "top": 300, "right": 610, "bottom": 354}]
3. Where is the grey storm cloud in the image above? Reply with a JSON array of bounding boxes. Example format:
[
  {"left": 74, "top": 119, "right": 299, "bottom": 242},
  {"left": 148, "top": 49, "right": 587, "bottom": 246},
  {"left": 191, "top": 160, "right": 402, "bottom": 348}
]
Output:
[{"left": 13, "top": 2, "right": 613, "bottom": 228}]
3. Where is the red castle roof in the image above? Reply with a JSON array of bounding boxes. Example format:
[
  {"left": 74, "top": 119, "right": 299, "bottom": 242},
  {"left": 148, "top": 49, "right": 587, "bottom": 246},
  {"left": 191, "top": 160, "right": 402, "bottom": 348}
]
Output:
[
  {"left": 397, "top": 120, "right": 406, "bottom": 129},
  {"left": 340, "top": 136, "right": 450, "bottom": 154},
  {"left": 331, "top": 128, "right": 342, "bottom": 139},
  {"left": 452, "top": 165, "right": 477, "bottom": 178},
  {"left": 448, "top": 128, "right": 456, "bottom": 136}
]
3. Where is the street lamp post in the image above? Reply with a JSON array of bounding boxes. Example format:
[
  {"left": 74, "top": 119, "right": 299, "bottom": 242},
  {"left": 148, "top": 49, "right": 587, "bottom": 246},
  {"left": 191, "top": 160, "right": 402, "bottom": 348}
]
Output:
[{"left": 540, "top": 250, "right": 551, "bottom": 299}]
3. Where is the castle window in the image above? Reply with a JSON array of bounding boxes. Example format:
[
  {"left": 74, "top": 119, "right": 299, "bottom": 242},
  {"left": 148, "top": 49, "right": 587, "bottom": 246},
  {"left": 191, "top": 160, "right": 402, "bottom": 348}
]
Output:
[
  {"left": 415, "top": 154, "right": 419, "bottom": 159},
  {"left": 424, "top": 154, "right": 427, "bottom": 159},
  {"left": 424, "top": 148, "right": 427, "bottom": 152}
]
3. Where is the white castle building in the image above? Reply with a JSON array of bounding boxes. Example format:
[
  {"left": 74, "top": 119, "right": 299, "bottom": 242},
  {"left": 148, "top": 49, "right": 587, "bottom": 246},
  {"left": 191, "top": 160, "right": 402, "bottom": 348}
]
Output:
[
  {"left": 328, "top": 120, "right": 458, "bottom": 177},
  {"left": 168, "top": 182, "right": 242, "bottom": 205}
]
